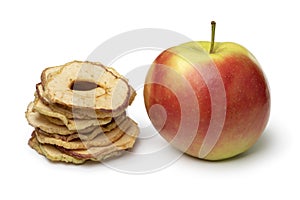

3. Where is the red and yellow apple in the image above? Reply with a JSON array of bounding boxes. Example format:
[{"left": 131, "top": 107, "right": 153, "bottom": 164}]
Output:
[{"left": 144, "top": 22, "right": 270, "bottom": 160}]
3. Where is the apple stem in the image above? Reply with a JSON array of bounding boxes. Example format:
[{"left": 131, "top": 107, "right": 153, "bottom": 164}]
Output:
[{"left": 209, "top": 21, "right": 216, "bottom": 54}]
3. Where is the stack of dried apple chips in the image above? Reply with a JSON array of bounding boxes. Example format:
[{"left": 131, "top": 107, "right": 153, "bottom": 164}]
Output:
[{"left": 26, "top": 61, "right": 139, "bottom": 164}]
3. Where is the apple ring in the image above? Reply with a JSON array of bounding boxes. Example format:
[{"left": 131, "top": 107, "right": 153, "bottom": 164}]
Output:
[{"left": 43, "top": 61, "right": 130, "bottom": 113}]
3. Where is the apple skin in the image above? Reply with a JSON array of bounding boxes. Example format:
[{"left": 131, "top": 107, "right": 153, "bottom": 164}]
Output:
[{"left": 144, "top": 41, "right": 270, "bottom": 160}]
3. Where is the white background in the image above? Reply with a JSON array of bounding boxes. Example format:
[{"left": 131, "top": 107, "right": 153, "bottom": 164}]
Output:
[{"left": 1, "top": 0, "right": 299, "bottom": 199}]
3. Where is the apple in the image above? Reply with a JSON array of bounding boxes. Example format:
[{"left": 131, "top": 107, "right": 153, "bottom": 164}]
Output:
[{"left": 144, "top": 21, "right": 270, "bottom": 160}]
